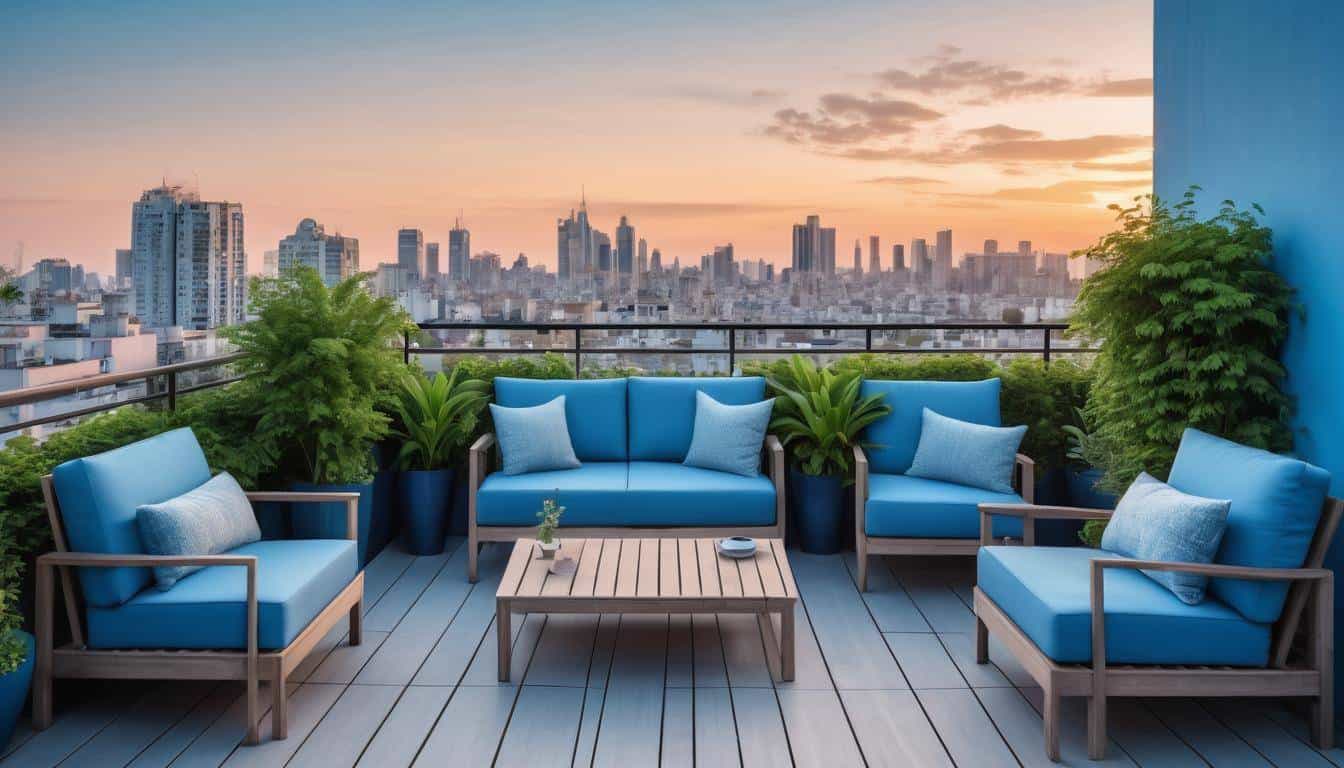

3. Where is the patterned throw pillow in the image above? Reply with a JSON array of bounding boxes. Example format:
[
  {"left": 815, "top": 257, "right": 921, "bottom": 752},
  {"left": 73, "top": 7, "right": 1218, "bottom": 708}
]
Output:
[
  {"left": 489, "top": 395, "right": 582, "bottom": 475},
  {"left": 906, "top": 408, "right": 1026, "bottom": 494},
  {"left": 683, "top": 391, "right": 775, "bottom": 477},
  {"left": 1101, "top": 472, "right": 1232, "bottom": 604},
  {"left": 136, "top": 472, "right": 261, "bottom": 590}
]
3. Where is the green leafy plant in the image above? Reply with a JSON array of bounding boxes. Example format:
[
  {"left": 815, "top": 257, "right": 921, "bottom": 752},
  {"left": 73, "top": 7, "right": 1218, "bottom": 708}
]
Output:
[
  {"left": 0, "top": 266, "right": 22, "bottom": 310},
  {"left": 1070, "top": 188, "right": 1294, "bottom": 493},
  {"left": 536, "top": 494, "right": 564, "bottom": 545},
  {"left": 391, "top": 369, "right": 490, "bottom": 471},
  {"left": 226, "top": 267, "right": 411, "bottom": 485},
  {"left": 765, "top": 355, "right": 891, "bottom": 481}
]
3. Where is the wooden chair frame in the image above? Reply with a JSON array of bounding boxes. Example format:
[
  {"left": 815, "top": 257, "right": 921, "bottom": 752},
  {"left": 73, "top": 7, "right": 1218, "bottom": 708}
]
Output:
[
  {"left": 853, "top": 445, "right": 1035, "bottom": 590},
  {"left": 467, "top": 433, "right": 787, "bottom": 581},
  {"left": 33, "top": 480, "right": 366, "bottom": 746},
  {"left": 972, "top": 498, "right": 1342, "bottom": 761}
]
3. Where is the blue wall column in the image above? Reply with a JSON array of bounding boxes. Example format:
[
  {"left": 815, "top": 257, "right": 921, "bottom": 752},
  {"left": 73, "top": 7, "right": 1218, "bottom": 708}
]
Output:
[{"left": 1154, "top": 0, "right": 1344, "bottom": 710}]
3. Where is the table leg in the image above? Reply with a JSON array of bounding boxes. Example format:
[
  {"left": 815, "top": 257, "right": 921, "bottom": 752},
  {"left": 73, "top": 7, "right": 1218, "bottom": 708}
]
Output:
[
  {"left": 780, "top": 604, "right": 795, "bottom": 682},
  {"left": 497, "top": 600, "right": 511, "bottom": 682}
]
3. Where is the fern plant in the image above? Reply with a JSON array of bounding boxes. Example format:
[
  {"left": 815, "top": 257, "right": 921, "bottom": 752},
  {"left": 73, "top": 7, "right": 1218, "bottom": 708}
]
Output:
[
  {"left": 1070, "top": 188, "right": 1294, "bottom": 493},
  {"left": 765, "top": 355, "right": 892, "bottom": 482},
  {"left": 392, "top": 369, "right": 490, "bottom": 471}
]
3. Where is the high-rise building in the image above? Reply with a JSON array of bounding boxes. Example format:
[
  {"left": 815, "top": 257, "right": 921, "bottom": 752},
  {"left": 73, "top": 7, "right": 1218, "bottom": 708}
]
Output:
[
  {"left": 448, "top": 217, "right": 470, "bottom": 281},
  {"left": 397, "top": 229, "right": 424, "bottom": 283},
  {"left": 594, "top": 231, "right": 612, "bottom": 273},
  {"left": 616, "top": 215, "right": 635, "bottom": 275},
  {"left": 278, "top": 218, "right": 359, "bottom": 286},
  {"left": 637, "top": 237, "right": 648, "bottom": 277},
  {"left": 820, "top": 227, "right": 836, "bottom": 275},
  {"left": 712, "top": 243, "right": 734, "bottom": 286},
  {"left": 911, "top": 238, "right": 929, "bottom": 281},
  {"left": 425, "top": 242, "right": 440, "bottom": 281},
  {"left": 115, "top": 248, "right": 133, "bottom": 287},
  {"left": 892, "top": 244, "right": 905, "bottom": 271},
  {"left": 556, "top": 196, "right": 593, "bottom": 283},
  {"left": 934, "top": 229, "right": 952, "bottom": 289},
  {"left": 262, "top": 249, "right": 279, "bottom": 278},
  {"left": 131, "top": 184, "right": 245, "bottom": 329},
  {"left": 792, "top": 214, "right": 828, "bottom": 273},
  {"left": 869, "top": 236, "right": 880, "bottom": 274},
  {"left": 650, "top": 248, "right": 662, "bottom": 272},
  {"left": 852, "top": 239, "right": 862, "bottom": 275},
  {"left": 981, "top": 239, "right": 998, "bottom": 290}
]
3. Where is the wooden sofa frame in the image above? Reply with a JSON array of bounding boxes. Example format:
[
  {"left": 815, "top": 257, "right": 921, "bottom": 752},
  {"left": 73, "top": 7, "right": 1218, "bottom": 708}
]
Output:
[
  {"left": 972, "top": 498, "right": 1342, "bottom": 761},
  {"left": 467, "top": 433, "right": 787, "bottom": 581},
  {"left": 853, "top": 445, "right": 1035, "bottom": 590},
  {"left": 33, "top": 479, "right": 366, "bottom": 746}
]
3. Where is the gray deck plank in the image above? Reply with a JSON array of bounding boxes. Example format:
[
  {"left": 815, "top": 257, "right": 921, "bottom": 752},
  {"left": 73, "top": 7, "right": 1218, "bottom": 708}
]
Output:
[
  {"left": 918, "top": 688, "right": 1019, "bottom": 768},
  {"left": 307, "top": 630, "right": 389, "bottom": 684},
  {"left": 731, "top": 688, "right": 792, "bottom": 768},
  {"left": 524, "top": 614, "right": 601, "bottom": 688},
  {"left": 161, "top": 682, "right": 280, "bottom": 768},
  {"left": 884, "top": 632, "right": 966, "bottom": 689},
  {"left": 937, "top": 631, "right": 1013, "bottom": 688},
  {"left": 660, "top": 688, "right": 694, "bottom": 767},
  {"left": 571, "top": 687, "right": 607, "bottom": 767},
  {"left": 718, "top": 613, "right": 773, "bottom": 688},
  {"left": 691, "top": 613, "right": 728, "bottom": 687},
  {"left": 219, "top": 682, "right": 344, "bottom": 768},
  {"left": 694, "top": 687, "right": 740, "bottom": 768},
  {"left": 842, "top": 552, "right": 931, "bottom": 632},
  {"left": 495, "top": 685, "right": 586, "bottom": 768},
  {"left": 362, "top": 547, "right": 455, "bottom": 632},
  {"left": 58, "top": 682, "right": 214, "bottom": 768},
  {"left": 789, "top": 551, "right": 908, "bottom": 690},
  {"left": 1261, "top": 703, "right": 1344, "bottom": 766},
  {"left": 889, "top": 563, "right": 977, "bottom": 633},
  {"left": 459, "top": 613, "right": 546, "bottom": 686},
  {"left": 408, "top": 546, "right": 507, "bottom": 685},
  {"left": 1147, "top": 699, "right": 1271, "bottom": 768},
  {"left": 776, "top": 689, "right": 865, "bottom": 767},
  {"left": 841, "top": 689, "right": 953, "bottom": 768},
  {"left": 286, "top": 684, "right": 402, "bottom": 768},
  {"left": 586, "top": 614, "right": 620, "bottom": 689},
  {"left": 353, "top": 686, "right": 452, "bottom": 768},
  {"left": 665, "top": 614, "right": 693, "bottom": 687},
  {"left": 1106, "top": 699, "right": 1206, "bottom": 768},
  {"left": 127, "top": 684, "right": 240, "bottom": 768},
  {"left": 411, "top": 685, "right": 515, "bottom": 767},
  {"left": 592, "top": 614, "right": 668, "bottom": 767},
  {"left": 771, "top": 593, "right": 834, "bottom": 691},
  {"left": 2, "top": 682, "right": 145, "bottom": 768},
  {"left": 1016, "top": 686, "right": 1140, "bottom": 766},
  {"left": 1205, "top": 701, "right": 1335, "bottom": 768}
]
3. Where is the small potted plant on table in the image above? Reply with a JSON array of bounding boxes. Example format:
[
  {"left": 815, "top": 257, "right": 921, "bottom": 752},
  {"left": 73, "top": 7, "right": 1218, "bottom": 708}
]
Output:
[{"left": 536, "top": 495, "right": 564, "bottom": 559}]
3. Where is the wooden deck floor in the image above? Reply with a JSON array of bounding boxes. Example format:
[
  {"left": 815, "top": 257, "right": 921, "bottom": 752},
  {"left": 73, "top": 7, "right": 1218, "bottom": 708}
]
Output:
[{"left": 3, "top": 538, "right": 1339, "bottom": 767}]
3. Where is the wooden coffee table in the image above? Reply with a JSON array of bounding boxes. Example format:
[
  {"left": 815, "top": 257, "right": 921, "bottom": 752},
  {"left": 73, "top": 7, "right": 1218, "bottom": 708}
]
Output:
[{"left": 495, "top": 537, "right": 797, "bottom": 682}]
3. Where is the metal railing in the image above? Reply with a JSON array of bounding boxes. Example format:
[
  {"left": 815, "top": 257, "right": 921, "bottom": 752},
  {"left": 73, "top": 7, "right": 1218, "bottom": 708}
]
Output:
[
  {"left": 1, "top": 321, "right": 1085, "bottom": 438},
  {"left": 407, "top": 321, "right": 1082, "bottom": 371}
]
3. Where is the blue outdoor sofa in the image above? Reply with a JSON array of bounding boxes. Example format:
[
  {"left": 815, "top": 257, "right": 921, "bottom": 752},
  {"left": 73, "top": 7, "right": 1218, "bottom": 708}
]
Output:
[
  {"left": 974, "top": 428, "right": 1341, "bottom": 761},
  {"left": 33, "top": 428, "right": 365, "bottom": 745},
  {"left": 466, "top": 376, "right": 785, "bottom": 581},
  {"left": 852, "top": 378, "right": 1035, "bottom": 590}
]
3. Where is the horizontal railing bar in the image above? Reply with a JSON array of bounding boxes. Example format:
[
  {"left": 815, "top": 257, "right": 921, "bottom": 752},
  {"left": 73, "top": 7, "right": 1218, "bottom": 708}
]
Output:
[
  {"left": 408, "top": 346, "right": 1096, "bottom": 356},
  {"left": 419, "top": 321, "right": 1072, "bottom": 331},
  {"left": 0, "top": 351, "right": 244, "bottom": 408},
  {"left": 1, "top": 375, "right": 241, "bottom": 434}
]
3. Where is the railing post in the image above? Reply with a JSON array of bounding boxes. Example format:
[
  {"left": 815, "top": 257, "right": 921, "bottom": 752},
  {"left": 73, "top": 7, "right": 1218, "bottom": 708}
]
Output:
[
  {"left": 728, "top": 327, "right": 736, "bottom": 374},
  {"left": 403, "top": 329, "right": 410, "bottom": 365},
  {"left": 167, "top": 370, "right": 177, "bottom": 411},
  {"left": 1043, "top": 327, "right": 1052, "bottom": 364},
  {"left": 865, "top": 328, "right": 872, "bottom": 352},
  {"left": 573, "top": 326, "right": 582, "bottom": 378}
]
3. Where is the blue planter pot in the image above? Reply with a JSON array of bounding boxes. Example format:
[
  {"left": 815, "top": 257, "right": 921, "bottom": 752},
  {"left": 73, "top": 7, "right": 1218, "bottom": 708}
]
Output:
[
  {"left": 790, "top": 469, "right": 844, "bottom": 554},
  {"left": 449, "top": 468, "right": 470, "bottom": 537},
  {"left": 1067, "top": 468, "right": 1118, "bottom": 510},
  {"left": 291, "top": 481, "right": 383, "bottom": 566},
  {"left": 252, "top": 500, "right": 291, "bottom": 541},
  {"left": 0, "top": 631, "right": 34, "bottom": 750},
  {"left": 400, "top": 470, "right": 453, "bottom": 555}
]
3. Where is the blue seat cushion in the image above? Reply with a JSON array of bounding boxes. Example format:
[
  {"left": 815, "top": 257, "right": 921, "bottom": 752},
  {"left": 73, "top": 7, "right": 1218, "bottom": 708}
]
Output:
[
  {"left": 52, "top": 427, "right": 214, "bottom": 608},
  {"left": 628, "top": 377, "right": 767, "bottom": 461},
  {"left": 625, "top": 462, "right": 776, "bottom": 527},
  {"left": 1167, "top": 428, "right": 1331, "bottom": 624},
  {"left": 86, "top": 539, "right": 358, "bottom": 651},
  {"left": 864, "top": 473, "right": 1023, "bottom": 539},
  {"left": 476, "top": 463, "right": 630, "bottom": 526},
  {"left": 493, "top": 377, "right": 628, "bottom": 462},
  {"left": 860, "top": 379, "right": 1002, "bottom": 475},
  {"left": 977, "top": 546, "right": 1271, "bottom": 666}
]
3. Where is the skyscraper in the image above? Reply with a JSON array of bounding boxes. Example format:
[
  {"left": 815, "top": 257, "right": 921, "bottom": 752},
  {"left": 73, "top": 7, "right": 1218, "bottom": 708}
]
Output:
[
  {"left": 911, "top": 238, "right": 929, "bottom": 282},
  {"left": 616, "top": 215, "right": 635, "bottom": 276},
  {"left": 981, "top": 239, "right": 998, "bottom": 290},
  {"left": 425, "top": 242, "right": 440, "bottom": 281},
  {"left": 892, "top": 244, "right": 905, "bottom": 271},
  {"left": 637, "top": 237, "right": 648, "bottom": 277},
  {"left": 650, "top": 248, "right": 662, "bottom": 272},
  {"left": 869, "top": 235, "right": 880, "bottom": 274},
  {"left": 934, "top": 228, "right": 952, "bottom": 289},
  {"left": 278, "top": 218, "right": 359, "bottom": 286},
  {"left": 853, "top": 239, "right": 862, "bottom": 275},
  {"left": 820, "top": 227, "right": 836, "bottom": 275},
  {"left": 556, "top": 197, "right": 593, "bottom": 283},
  {"left": 448, "top": 217, "right": 470, "bottom": 281},
  {"left": 1017, "top": 240, "right": 1034, "bottom": 286},
  {"left": 115, "top": 248, "right": 133, "bottom": 287},
  {"left": 712, "top": 243, "right": 734, "bottom": 286},
  {"left": 131, "top": 184, "right": 245, "bottom": 329},
  {"left": 397, "top": 228, "right": 424, "bottom": 282},
  {"left": 594, "top": 231, "right": 612, "bottom": 273}
]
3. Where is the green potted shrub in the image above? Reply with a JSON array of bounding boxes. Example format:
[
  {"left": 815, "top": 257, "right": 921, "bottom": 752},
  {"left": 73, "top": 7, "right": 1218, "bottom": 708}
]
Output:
[
  {"left": 391, "top": 369, "right": 489, "bottom": 555},
  {"left": 226, "top": 267, "right": 411, "bottom": 564},
  {"left": 766, "top": 355, "right": 891, "bottom": 554},
  {"left": 0, "top": 535, "right": 34, "bottom": 749}
]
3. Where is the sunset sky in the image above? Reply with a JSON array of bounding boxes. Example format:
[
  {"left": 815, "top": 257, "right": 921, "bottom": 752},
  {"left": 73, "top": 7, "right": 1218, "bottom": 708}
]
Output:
[{"left": 1, "top": 0, "right": 1152, "bottom": 276}]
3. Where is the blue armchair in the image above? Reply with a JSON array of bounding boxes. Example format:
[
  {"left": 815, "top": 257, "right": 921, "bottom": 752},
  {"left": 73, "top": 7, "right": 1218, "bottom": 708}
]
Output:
[
  {"left": 32, "top": 428, "right": 365, "bottom": 745},
  {"left": 853, "top": 378, "right": 1035, "bottom": 590},
  {"left": 973, "top": 428, "right": 1340, "bottom": 761}
]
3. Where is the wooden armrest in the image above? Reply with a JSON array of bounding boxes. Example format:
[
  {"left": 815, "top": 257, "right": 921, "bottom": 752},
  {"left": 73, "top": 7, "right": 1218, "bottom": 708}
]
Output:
[
  {"left": 1094, "top": 558, "right": 1332, "bottom": 582},
  {"left": 1015, "top": 453, "right": 1035, "bottom": 468},
  {"left": 765, "top": 434, "right": 784, "bottom": 455},
  {"left": 471, "top": 432, "right": 496, "bottom": 454},
  {"left": 979, "top": 503, "right": 1113, "bottom": 520},
  {"left": 853, "top": 444, "right": 868, "bottom": 469},
  {"left": 245, "top": 490, "right": 360, "bottom": 540},
  {"left": 38, "top": 552, "right": 257, "bottom": 569},
  {"left": 764, "top": 434, "right": 784, "bottom": 478}
]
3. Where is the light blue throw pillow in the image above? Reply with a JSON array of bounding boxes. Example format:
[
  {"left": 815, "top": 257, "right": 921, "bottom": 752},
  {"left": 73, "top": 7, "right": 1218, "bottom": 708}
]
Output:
[
  {"left": 683, "top": 391, "right": 775, "bottom": 477},
  {"left": 906, "top": 408, "right": 1026, "bottom": 494},
  {"left": 489, "top": 395, "right": 581, "bottom": 476},
  {"left": 1101, "top": 472, "right": 1231, "bottom": 605},
  {"left": 136, "top": 472, "right": 261, "bottom": 590}
]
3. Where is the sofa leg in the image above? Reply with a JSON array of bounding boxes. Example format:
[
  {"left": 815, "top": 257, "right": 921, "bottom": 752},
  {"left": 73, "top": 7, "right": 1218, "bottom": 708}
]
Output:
[
  {"left": 1043, "top": 683, "right": 1060, "bottom": 762},
  {"left": 468, "top": 533, "right": 479, "bottom": 583},
  {"left": 272, "top": 672, "right": 288, "bottom": 740},
  {"left": 1087, "top": 692, "right": 1107, "bottom": 760},
  {"left": 856, "top": 538, "right": 869, "bottom": 592},
  {"left": 975, "top": 616, "right": 989, "bottom": 664},
  {"left": 244, "top": 674, "right": 260, "bottom": 746},
  {"left": 349, "top": 600, "right": 363, "bottom": 646}
]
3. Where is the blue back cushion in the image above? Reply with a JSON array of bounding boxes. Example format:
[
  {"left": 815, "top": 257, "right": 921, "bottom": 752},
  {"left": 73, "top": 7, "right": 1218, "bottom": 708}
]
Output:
[
  {"left": 628, "top": 377, "right": 767, "bottom": 461},
  {"left": 860, "top": 379, "right": 1002, "bottom": 475},
  {"left": 51, "top": 427, "right": 213, "bottom": 608},
  {"left": 493, "top": 377, "right": 627, "bottom": 461},
  {"left": 1167, "top": 428, "right": 1331, "bottom": 623}
]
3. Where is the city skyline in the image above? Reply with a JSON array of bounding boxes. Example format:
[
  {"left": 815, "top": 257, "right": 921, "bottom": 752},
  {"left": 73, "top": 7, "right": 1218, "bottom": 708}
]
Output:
[{"left": 2, "top": 1, "right": 1152, "bottom": 275}]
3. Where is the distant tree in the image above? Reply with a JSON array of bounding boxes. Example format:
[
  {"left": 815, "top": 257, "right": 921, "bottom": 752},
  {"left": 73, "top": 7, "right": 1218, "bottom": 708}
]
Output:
[
  {"left": 0, "top": 266, "right": 22, "bottom": 309},
  {"left": 1001, "top": 307, "right": 1025, "bottom": 324}
]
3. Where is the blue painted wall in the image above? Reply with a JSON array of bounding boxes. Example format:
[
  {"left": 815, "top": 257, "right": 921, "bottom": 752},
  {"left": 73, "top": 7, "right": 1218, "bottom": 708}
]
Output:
[{"left": 1155, "top": 0, "right": 1344, "bottom": 698}]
